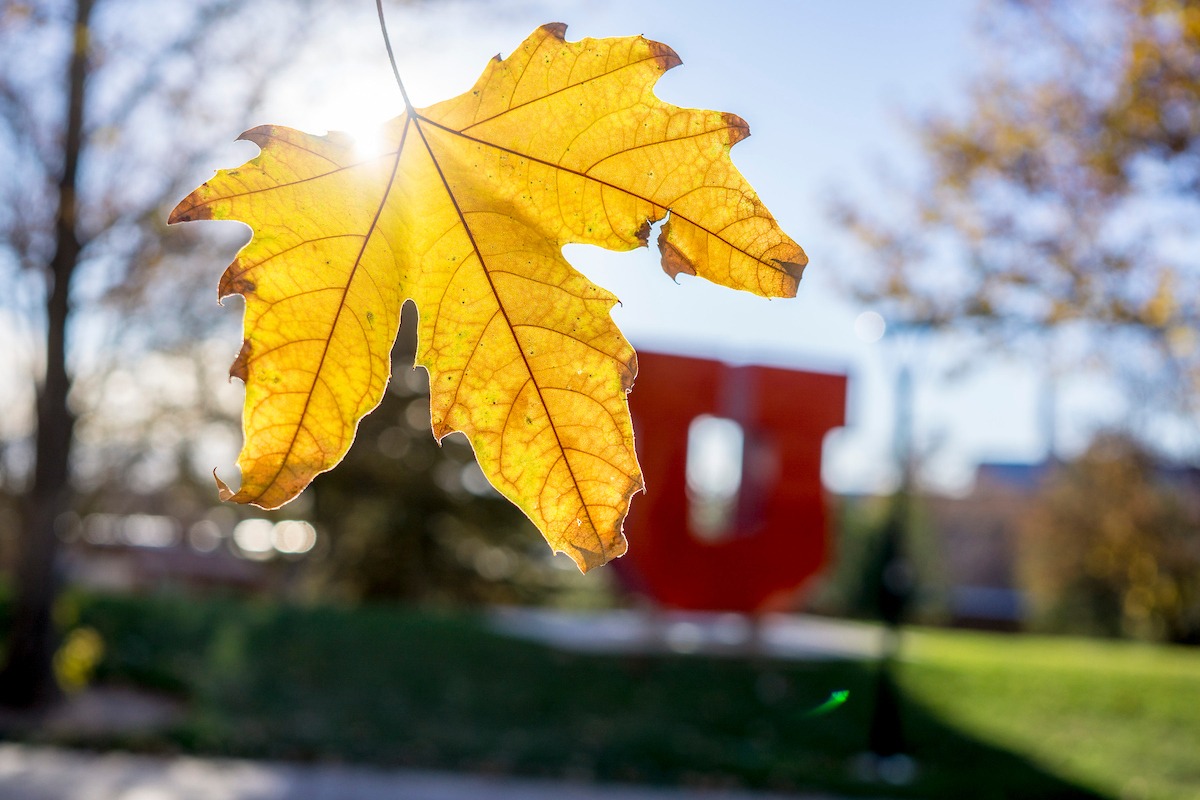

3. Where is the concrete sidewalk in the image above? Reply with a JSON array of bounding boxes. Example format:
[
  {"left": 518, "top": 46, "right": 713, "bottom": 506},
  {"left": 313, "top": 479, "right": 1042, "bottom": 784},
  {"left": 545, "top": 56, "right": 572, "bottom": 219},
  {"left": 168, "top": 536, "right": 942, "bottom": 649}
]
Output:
[
  {"left": 0, "top": 744, "right": 847, "bottom": 800},
  {"left": 488, "top": 609, "right": 882, "bottom": 660}
]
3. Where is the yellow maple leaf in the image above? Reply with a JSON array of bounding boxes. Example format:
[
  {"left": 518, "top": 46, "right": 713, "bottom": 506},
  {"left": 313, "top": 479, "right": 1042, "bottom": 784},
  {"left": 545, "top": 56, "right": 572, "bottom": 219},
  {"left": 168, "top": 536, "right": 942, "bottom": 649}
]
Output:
[{"left": 169, "top": 23, "right": 805, "bottom": 571}]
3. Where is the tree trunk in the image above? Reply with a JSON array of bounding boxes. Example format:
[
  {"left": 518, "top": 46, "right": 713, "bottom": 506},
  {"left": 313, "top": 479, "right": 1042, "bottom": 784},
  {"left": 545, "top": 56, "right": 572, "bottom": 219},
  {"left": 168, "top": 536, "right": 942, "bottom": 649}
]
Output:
[{"left": 0, "top": 0, "right": 93, "bottom": 710}]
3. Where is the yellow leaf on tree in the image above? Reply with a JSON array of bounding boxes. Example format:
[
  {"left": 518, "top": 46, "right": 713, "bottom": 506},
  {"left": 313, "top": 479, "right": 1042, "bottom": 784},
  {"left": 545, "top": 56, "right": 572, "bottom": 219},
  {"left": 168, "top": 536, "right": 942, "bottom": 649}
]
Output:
[{"left": 169, "top": 23, "right": 805, "bottom": 571}]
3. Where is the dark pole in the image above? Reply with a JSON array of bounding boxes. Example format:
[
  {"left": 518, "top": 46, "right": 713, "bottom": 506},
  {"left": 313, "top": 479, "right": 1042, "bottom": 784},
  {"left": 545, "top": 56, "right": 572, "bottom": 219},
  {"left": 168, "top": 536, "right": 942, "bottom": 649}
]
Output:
[
  {"left": 0, "top": 0, "right": 94, "bottom": 709},
  {"left": 867, "top": 346, "right": 915, "bottom": 763}
]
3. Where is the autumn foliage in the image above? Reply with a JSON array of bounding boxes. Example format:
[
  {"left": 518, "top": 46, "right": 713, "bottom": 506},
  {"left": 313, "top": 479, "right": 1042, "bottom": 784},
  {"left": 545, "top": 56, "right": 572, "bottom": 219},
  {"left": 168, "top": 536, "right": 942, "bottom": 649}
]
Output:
[
  {"left": 835, "top": 0, "right": 1200, "bottom": 397},
  {"left": 171, "top": 24, "right": 803, "bottom": 570},
  {"left": 1020, "top": 435, "right": 1200, "bottom": 643}
]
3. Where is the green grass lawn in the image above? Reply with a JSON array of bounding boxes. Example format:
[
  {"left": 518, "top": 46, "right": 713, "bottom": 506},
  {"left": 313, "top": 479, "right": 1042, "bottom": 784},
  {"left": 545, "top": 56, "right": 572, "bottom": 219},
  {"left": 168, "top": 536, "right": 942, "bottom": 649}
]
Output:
[
  {"left": 901, "top": 630, "right": 1200, "bottom": 800},
  {"left": 16, "top": 592, "right": 1200, "bottom": 799}
]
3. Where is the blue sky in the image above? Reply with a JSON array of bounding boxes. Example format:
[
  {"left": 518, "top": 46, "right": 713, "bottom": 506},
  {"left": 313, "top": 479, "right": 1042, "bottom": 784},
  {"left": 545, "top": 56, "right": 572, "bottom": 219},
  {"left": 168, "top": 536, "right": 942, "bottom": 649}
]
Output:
[{"left": 229, "top": 0, "right": 1123, "bottom": 494}]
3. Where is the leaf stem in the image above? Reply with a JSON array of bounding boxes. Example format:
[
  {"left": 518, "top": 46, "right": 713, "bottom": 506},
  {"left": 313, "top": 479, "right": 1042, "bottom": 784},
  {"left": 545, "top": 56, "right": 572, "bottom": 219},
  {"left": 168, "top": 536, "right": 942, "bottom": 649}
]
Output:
[{"left": 376, "top": 0, "right": 414, "bottom": 114}]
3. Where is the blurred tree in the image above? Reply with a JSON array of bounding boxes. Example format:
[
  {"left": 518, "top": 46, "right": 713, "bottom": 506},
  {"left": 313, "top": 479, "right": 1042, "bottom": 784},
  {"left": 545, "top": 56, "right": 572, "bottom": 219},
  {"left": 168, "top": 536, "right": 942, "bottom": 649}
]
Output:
[
  {"left": 0, "top": 0, "right": 331, "bottom": 708},
  {"left": 835, "top": 0, "right": 1200, "bottom": 414},
  {"left": 307, "top": 304, "right": 568, "bottom": 607},
  {"left": 1019, "top": 433, "right": 1200, "bottom": 643},
  {"left": 808, "top": 494, "right": 949, "bottom": 625}
]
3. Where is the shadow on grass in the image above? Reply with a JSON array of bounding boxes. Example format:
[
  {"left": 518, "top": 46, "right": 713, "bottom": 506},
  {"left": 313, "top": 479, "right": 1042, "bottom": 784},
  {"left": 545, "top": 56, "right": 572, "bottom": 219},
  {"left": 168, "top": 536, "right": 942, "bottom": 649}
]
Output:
[{"left": 24, "top": 593, "right": 1108, "bottom": 799}]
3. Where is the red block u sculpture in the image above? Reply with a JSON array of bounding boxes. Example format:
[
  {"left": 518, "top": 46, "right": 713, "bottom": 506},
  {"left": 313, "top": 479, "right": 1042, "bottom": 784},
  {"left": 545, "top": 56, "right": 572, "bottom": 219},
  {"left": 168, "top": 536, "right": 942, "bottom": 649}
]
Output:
[{"left": 619, "top": 352, "right": 846, "bottom": 612}]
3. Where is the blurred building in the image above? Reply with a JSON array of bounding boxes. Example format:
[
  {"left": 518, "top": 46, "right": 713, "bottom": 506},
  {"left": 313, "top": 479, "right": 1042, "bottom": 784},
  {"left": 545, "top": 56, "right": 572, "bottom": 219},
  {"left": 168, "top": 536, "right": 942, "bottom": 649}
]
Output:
[{"left": 923, "top": 462, "right": 1051, "bottom": 630}]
